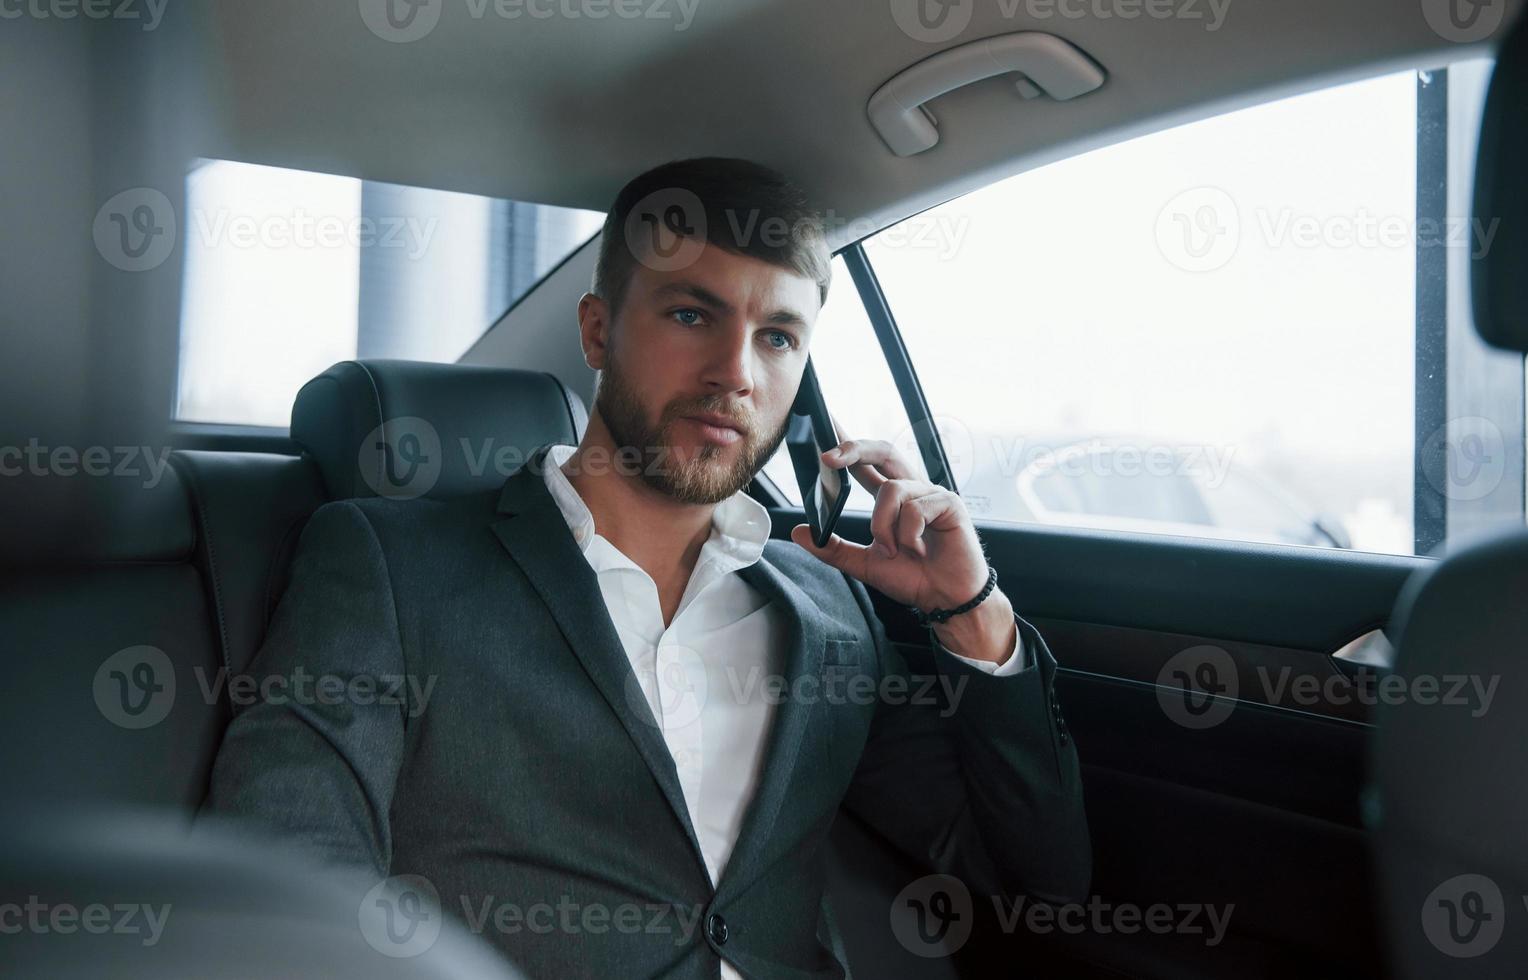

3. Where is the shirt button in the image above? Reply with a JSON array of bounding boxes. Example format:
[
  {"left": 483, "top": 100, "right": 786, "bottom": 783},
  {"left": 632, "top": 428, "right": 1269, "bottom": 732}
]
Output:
[{"left": 706, "top": 912, "right": 729, "bottom": 946}]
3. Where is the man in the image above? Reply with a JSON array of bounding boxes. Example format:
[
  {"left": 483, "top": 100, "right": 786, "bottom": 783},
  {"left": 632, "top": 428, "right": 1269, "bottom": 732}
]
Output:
[{"left": 203, "top": 157, "right": 1089, "bottom": 978}]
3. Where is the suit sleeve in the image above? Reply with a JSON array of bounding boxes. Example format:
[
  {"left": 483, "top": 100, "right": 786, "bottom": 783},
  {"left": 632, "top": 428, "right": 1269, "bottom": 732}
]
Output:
[
  {"left": 839, "top": 576, "right": 1091, "bottom": 905},
  {"left": 197, "top": 500, "right": 408, "bottom": 883}
]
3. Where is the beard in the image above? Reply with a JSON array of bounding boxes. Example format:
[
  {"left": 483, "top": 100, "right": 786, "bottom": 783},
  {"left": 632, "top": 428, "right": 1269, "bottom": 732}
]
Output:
[{"left": 594, "top": 351, "right": 791, "bottom": 505}]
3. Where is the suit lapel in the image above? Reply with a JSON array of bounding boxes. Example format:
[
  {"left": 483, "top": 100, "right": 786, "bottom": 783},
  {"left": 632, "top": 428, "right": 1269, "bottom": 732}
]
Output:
[
  {"left": 716, "top": 554, "right": 828, "bottom": 902},
  {"left": 488, "top": 444, "right": 707, "bottom": 876}
]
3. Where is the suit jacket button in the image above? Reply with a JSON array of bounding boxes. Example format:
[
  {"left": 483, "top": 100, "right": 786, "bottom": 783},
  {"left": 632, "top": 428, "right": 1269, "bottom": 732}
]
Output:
[{"left": 706, "top": 912, "right": 729, "bottom": 946}]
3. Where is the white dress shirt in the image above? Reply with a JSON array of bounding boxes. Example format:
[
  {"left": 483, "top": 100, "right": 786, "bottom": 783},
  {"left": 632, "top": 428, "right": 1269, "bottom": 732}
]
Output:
[{"left": 541, "top": 444, "right": 1024, "bottom": 971}]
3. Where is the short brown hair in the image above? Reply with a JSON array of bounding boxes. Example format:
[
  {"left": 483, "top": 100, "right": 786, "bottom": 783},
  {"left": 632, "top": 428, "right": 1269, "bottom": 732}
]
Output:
[{"left": 592, "top": 157, "right": 832, "bottom": 317}]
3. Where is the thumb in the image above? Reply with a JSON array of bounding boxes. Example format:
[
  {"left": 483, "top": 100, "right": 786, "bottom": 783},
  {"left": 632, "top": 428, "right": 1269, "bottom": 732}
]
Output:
[{"left": 790, "top": 523, "right": 858, "bottom": 572}]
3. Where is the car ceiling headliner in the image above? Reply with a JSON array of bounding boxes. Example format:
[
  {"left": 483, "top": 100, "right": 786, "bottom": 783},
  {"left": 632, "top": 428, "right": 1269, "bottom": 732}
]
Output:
[{"left": 198, "top": 0, "right": 1513, "bottom": 240}]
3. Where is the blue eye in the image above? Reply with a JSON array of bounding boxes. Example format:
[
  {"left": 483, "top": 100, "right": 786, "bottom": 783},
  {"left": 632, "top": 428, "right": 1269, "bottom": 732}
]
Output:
[
  {"left": 766, "top": 330, "right": 796, "bottom": 351},
  {"left": 672, "top": 308, "right": 702, "bottom": 326}
]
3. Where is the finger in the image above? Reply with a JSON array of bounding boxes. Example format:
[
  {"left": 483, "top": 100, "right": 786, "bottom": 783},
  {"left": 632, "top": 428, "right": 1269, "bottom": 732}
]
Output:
[
  {"left": 896, "top": 492, "right": 932, "bottom": 558},
  {"left": 868, "top": 480, "right": 914, "bottom": 558},
  {"left": 899, "top": 486, "right": 952, "bottom": 552},
  {"left": 909, "top": 488, "right": 967, "bottom": 535},
  {"left": 824, "top": 438, "right": 919, "bottom": 493},
  {"left": 822, "top": 442, "right": 887, "bottom": 497},
  {"left": 826, "top": 438, "right": 919, "bottom": 480},
  {"left": 863, "top": 439, "right": 920, "bottom": 480}
]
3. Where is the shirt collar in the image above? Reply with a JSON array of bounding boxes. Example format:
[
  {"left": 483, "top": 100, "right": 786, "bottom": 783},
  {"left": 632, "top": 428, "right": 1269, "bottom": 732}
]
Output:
[{"left": 540, "top": 444, "right": 771, "bottom": 572}]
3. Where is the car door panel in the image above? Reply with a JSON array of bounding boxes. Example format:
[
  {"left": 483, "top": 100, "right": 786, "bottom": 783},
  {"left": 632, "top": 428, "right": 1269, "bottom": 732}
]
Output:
[{"left": 784, "top": 508, "right": 1411, "bottom": 978}]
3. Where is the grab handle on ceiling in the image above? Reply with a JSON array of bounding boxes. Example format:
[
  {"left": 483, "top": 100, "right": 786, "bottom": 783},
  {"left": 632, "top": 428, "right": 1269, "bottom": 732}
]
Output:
[{"left": 867, "top": 31, "right": 1107, "bottom": 157}]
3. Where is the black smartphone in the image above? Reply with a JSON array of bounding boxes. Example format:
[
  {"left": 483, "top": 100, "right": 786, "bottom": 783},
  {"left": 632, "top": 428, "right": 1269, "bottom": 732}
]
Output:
[{"left": 785, "top": 359, "right": 849, "bottom": 549}]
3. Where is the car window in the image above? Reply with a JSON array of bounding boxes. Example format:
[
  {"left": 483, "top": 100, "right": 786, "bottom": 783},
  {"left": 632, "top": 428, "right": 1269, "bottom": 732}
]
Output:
[
  {"left": 175, "top": 159, "right": 603, "bottom": 428},
  {"left": 862, "top": 59, "right": 1518, "bottom": 557}
]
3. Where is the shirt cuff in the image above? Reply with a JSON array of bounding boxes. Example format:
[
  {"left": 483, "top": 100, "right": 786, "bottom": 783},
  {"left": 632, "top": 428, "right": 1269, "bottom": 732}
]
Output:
[{"left": 936, "top": 617, "right": 1029, "bottom": 675}]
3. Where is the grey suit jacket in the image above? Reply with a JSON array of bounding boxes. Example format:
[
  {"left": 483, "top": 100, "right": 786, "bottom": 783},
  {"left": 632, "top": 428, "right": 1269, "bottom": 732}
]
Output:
[{"left": 203, "top": 444, "right": 1089, "bottom": 979}]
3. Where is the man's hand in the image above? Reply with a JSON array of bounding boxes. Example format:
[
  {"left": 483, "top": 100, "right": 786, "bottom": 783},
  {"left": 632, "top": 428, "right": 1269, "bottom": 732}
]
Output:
[{"left": 788, "top": 436, "right": 1016, "bottom": 665}]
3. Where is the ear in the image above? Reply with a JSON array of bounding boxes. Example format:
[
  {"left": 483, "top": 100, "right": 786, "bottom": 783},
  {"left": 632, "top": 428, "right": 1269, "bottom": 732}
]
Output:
[{"left": 576, "top": 292, "right": 612, "bottom": 371}]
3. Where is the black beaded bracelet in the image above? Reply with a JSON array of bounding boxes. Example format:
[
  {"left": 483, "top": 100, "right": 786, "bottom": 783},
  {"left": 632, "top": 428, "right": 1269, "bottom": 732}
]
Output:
[{"left": 908, "top": 564, "right": 998, "bottom": 626}]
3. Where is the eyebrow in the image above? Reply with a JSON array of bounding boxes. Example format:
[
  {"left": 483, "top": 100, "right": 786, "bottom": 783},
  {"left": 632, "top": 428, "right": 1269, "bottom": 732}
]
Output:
[{"left": 653, "top": 281, "right": 809, "bottom": 331}]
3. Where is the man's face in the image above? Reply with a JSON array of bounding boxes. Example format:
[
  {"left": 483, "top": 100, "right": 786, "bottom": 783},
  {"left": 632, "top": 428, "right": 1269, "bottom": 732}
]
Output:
[{"left": 590, "top": 242, "right": 821, "bottom": 505}]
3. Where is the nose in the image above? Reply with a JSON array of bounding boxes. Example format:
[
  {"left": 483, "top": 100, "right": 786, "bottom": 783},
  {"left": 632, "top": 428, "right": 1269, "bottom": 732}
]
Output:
[{"left": 701, "top": 319, "right": 755, "bottom": 398}]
